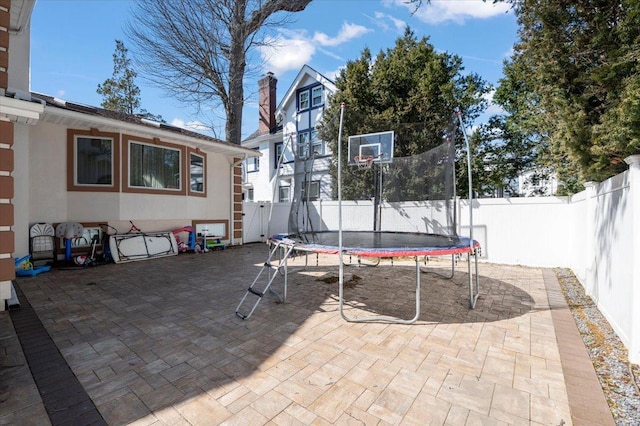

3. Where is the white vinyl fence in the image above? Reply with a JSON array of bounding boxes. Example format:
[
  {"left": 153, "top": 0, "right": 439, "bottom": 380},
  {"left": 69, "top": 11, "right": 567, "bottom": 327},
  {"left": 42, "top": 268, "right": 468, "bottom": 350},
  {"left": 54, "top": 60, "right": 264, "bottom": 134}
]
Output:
[{"left": 243, "top": 155, "right": 640, "bottom": 362}]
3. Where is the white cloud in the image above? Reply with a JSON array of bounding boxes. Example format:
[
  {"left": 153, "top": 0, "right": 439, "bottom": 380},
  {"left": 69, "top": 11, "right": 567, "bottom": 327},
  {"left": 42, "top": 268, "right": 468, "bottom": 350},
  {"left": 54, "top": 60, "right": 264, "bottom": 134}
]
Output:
[
  {"left": 484, "top": 90, "right": 505, "bottom": 116},
  {"left": 317, "top": 46, "right": 344, "bottom": 62},
  {"left": 313, "top": 22, "right": 371, "bottom": 47},
  {"left": 258, "top": 33, "right": 316, "bottom": 76},
  {"left": 258, "top": 22, "right": 370, "bottom": 76},
  {"left": 371, "top": 11, "right": 406, "bottom": 33},
  {"left": 388, "top": 0, "right": 510, "bottom": 25},
  {"left": 324, "top": 66, "right": 345, "bottom": 81},
  {"left": 56, "top": 90, "right": 66, "bottom": 97}
]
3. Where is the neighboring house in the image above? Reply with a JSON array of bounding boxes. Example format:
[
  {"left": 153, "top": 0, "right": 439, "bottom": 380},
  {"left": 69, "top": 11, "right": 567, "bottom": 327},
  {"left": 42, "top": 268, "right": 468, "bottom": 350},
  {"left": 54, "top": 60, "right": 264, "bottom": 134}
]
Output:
[
  {"left": 0, "top": 0, "right": 258, "bottom": 310},
  {"left": 242, "top": 65, "right": 337, "bottom": 203},
  {"left": 518, "top": 167, "right": 558, "bottom": 196}
]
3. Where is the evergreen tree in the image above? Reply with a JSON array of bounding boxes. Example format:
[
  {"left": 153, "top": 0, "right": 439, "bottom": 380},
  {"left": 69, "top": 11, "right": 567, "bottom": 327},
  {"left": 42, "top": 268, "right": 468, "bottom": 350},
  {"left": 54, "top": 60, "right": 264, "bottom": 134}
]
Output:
[
  {"left": 494, "top": 0, "right": 640, "bottom": 193},
  {"left": 319, "top": 28, "right": 490, "bottom": 199},
  {"left": 97, "top": 40, "right": 141, "bottom": 115}
]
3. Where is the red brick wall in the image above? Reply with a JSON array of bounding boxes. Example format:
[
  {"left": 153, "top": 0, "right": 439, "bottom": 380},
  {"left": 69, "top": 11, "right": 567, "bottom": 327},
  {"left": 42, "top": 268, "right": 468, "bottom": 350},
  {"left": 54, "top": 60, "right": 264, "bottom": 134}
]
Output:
[
  {"left": 233, "top": 159, "right": 243, "bottom": 242},
  {"left": 0, "top": 1, "right": 15, "bottom": 283}
]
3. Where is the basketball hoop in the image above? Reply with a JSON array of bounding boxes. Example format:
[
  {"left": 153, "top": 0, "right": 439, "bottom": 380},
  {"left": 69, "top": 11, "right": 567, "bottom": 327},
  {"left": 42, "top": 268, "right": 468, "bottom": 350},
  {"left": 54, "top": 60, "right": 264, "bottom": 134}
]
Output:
[{"left": 354, "top": 155, "right": 375, "bottom": 169}]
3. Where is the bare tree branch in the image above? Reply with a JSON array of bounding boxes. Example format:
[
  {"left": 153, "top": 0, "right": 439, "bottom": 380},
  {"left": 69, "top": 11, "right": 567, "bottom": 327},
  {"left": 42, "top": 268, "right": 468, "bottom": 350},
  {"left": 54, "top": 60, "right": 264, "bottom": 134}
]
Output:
[{"left": 126, "top": 0, "right": 312, "bottom": 145}]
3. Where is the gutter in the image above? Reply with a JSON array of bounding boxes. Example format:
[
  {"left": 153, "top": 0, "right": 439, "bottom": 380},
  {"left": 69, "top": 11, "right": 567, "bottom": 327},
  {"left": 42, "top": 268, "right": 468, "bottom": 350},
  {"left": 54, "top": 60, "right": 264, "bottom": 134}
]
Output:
[{"left": 40, "top": 104, "right": 259, "bottom": 158}]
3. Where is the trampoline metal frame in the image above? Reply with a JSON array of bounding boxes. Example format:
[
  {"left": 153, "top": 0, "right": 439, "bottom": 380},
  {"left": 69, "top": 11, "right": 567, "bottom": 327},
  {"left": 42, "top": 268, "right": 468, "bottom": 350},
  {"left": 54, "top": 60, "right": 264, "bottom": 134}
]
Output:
[
  {"left": 268, "top": 235, "right": 480, "bottom": 324},
  {"left": 338, "top": 247, "right": 480, "bottom": 324}
]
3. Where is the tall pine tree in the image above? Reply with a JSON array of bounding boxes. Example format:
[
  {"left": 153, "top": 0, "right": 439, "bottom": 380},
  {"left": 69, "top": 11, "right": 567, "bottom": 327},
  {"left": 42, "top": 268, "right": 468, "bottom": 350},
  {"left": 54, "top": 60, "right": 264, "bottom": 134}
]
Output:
[
  {"left": 494, "top": 0, "right": 640, "bottom": 193},
  {"left": 97, "top": 40, "right": 140, "bottom": 115}
]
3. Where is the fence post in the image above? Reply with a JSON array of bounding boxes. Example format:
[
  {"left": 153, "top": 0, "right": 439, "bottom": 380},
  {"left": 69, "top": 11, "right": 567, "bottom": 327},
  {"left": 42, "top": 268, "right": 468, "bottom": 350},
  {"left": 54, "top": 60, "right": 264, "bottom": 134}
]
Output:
[
  {"left": 583, "top": 181, "right": 597, "bottom": 298},
  {"left": 625, "top": 155, "right": 640, "bottom": 363}
]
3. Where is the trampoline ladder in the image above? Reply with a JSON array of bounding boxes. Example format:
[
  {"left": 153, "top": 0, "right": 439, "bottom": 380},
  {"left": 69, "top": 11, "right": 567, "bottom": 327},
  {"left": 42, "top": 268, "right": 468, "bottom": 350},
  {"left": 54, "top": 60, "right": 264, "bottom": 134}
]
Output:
[{"left": 235, "top": 242, "right": 295, "bottom": 320}]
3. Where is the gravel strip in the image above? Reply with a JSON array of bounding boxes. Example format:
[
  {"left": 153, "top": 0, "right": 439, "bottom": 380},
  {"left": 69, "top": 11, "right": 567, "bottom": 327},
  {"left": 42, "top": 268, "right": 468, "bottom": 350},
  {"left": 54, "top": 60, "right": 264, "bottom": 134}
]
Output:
[{"left": 555, "top": 268, "right": 640, "bottom": 425}]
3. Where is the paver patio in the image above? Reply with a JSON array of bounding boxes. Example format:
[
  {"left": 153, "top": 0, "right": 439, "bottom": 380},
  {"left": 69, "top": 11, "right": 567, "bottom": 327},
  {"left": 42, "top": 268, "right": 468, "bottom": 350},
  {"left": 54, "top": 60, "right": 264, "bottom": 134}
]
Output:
[{"left": 0, "top": 243, "right": 612, "bottom": 425}]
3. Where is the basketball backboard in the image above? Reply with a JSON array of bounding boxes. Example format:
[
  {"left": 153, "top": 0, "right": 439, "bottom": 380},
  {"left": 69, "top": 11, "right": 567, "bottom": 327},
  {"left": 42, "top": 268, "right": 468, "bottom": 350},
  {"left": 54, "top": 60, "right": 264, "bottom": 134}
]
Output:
[{"left": 348, "top": 131, "right": 394, "bottom": 165}]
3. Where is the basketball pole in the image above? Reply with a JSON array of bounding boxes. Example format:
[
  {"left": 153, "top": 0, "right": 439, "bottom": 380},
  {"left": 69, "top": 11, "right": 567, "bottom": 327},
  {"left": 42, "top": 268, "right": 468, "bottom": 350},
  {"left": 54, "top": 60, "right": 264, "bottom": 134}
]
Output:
[{"left": 337, "top": 102, "right": 346, "bottom": 319}]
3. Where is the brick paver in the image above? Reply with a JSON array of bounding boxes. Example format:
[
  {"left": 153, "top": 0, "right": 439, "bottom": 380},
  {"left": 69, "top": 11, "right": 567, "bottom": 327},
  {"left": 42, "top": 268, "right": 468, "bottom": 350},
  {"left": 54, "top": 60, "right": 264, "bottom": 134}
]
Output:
[{"left": 0, "top": 244, "right": 613, "bottom": 425}]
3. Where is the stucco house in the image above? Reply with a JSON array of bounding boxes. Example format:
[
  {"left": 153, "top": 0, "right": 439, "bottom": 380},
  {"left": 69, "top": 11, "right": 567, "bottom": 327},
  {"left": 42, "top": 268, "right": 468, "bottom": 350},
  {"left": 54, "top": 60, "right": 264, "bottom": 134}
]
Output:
[
  {"left": 242, "top": 65, "right": 337, "bottom": 203},
  {"left": 0, "top": 0, "right": 259, "bottom": 309}
]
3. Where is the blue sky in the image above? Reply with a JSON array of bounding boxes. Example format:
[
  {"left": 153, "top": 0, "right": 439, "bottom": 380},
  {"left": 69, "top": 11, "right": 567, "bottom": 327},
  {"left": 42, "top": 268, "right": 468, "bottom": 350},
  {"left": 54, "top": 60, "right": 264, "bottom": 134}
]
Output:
[{"left": 29, "top": 0, "right": 517, "bottom": 139}]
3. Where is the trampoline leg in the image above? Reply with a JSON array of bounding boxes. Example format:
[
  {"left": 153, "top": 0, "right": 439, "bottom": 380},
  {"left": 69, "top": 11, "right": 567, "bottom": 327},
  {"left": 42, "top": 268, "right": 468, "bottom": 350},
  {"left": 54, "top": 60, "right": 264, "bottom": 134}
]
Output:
[
  {"left": 339, "top": 257, "right": 421, "bottom": 324},
  {"left": 420, "top": 254, "right": 455, "bottom": 279},
  {"left": 468, "top": 251, "right": 480, "bottom": 309}
]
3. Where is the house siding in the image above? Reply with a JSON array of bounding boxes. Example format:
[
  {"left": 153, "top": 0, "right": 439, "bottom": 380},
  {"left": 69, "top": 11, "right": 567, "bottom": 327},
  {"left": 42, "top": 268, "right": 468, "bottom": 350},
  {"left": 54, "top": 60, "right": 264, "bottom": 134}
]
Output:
[
  {"left": 243, "top": 66, "right": 336, "bottom": 204},
  {"left": 26, "top": 121, "right": 235, "bottom": 235},
  {"left": 0, "top": 2, "right": 14, "bottom": 299}
]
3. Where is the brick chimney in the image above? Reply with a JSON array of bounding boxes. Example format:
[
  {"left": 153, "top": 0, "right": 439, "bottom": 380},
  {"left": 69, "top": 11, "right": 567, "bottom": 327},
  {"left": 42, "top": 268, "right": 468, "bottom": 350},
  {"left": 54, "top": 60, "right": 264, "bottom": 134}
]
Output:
[{"left": 258, "top": 72, "right": 277, "bottom": 135}]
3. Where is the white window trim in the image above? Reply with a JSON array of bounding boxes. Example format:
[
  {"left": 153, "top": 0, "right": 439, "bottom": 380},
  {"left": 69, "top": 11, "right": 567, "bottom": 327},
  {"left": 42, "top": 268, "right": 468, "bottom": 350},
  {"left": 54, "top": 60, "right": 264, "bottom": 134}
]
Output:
[
  {"left": 279, "top": 185, "right": 291, "bottom": 202},
  {"left": 297, "top": 132, "right": 310, "bottom": 159},
  {"left": 128, "top": 140, "right": 182, "bottom": 191},
  {"left": 189, "top": 152, "right": 205, "bottom": 193},
  {"left": 311, "top": 86, "right": 323, "bottom": 107},
  {"left": 307, "top": 180, "right": 320, "bottom": 200},
  {"left": 298, "top": 90, "right": 309, "bottom": 111}
]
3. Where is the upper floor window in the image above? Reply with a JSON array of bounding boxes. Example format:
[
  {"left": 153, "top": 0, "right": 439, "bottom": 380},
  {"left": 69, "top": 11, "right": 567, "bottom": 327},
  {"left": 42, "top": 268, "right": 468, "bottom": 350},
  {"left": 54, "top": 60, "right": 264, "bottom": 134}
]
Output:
[
  {"left": 310, "top": 130, "right": 325, "bottom": 156},
  {"left": 311, "top": 86, "right": 323, "bottom": 107},
  {"left": 298, "top": 90, "right": 309, "bottom": 111},
  {"left": 68, "top": 129, "right": 120, "bottom": 192},
  {"left": 297, "top": 132, "right": 310, "bottom": 159},
  {"left": 298, "top": 85, "right": 324, "bottom": 112}
]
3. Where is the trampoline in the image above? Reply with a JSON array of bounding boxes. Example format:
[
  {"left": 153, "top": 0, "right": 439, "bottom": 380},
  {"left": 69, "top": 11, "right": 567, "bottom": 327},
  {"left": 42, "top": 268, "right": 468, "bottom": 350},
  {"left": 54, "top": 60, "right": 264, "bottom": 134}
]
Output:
[
  {"left": 266, "top": 230, "right": 480, "bottom": 324},
  {"left": 271, "top": 231, "right": 479, "bottom": 258},
  {"left": 236, "top": 106, "right": 481, "bottom": 324}
]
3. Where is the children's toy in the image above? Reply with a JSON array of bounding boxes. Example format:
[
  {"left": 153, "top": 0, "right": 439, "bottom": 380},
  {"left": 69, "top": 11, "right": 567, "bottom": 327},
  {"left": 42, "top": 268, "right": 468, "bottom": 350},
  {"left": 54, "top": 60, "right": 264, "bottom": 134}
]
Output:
[
  {"left": 14, "top": 254, "right": 51, "bottom": 277},
  {"left": 55, "top": 222, "right": 84, "bottom": 262},
  {"left": 29, "top": 223, "right": 55, "bottom": 265}
]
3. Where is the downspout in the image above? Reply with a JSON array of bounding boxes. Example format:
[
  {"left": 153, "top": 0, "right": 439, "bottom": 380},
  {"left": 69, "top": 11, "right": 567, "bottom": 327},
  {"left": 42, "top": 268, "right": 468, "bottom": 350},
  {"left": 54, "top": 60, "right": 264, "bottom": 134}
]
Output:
[{"left": 231, "top": 154, "right": 247, "bottom": 246}]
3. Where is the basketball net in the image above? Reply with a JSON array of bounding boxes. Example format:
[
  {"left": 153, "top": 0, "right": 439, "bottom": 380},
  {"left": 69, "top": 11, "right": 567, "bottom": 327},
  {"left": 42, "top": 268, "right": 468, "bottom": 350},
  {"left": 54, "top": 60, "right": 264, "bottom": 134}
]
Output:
[{"left": 354, "top": 155, "right": 375, "bottom": 169}]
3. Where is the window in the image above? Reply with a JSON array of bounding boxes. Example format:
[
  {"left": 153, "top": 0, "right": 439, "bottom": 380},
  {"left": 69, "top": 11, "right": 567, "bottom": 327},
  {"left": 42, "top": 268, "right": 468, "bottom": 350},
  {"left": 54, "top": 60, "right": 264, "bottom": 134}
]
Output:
[
  {"left": 310, "top": 130, "right": 324, "bottom": 156},
  {"left": 123, "top": 135, "right": 186, "bottom": 195},
  {"left": 274, "top": 142, "right": 284, "bottom": 168},
  {"left": 297, "top": 132, "right": 310, "bottom": 159},
  {"left": 76, "top": 137, "right": 113, "bottom": 185},
  {"left": 189, "top": 152, "right": 205, "bottom": 194},
  {"left": 298, "top": 90, "right": 309, "bottom": 111},
  {"left": 246, "top": 149, "right": 259, "bottom": 172},
  {"left": 303, "top": 180, "right": 321, "bottom": 201},
  {"left": 67, "top": 129, "right": 120, "bottom": 192},
  {"left": 279, "top": 185, "right": 290, "bottom": 202},
  {"left": 130, "top": 142, "right": 181, "bottom": 189},
  {"left": 311, "top": 86, "right": 323, "bottom": 107}
]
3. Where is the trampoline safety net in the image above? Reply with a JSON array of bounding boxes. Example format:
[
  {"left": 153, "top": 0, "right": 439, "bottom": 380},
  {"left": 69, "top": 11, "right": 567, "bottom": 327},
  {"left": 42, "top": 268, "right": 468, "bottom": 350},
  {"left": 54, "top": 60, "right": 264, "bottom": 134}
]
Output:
[{"left": 286, "top": 137, "right": 457, "bottom": 247}]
